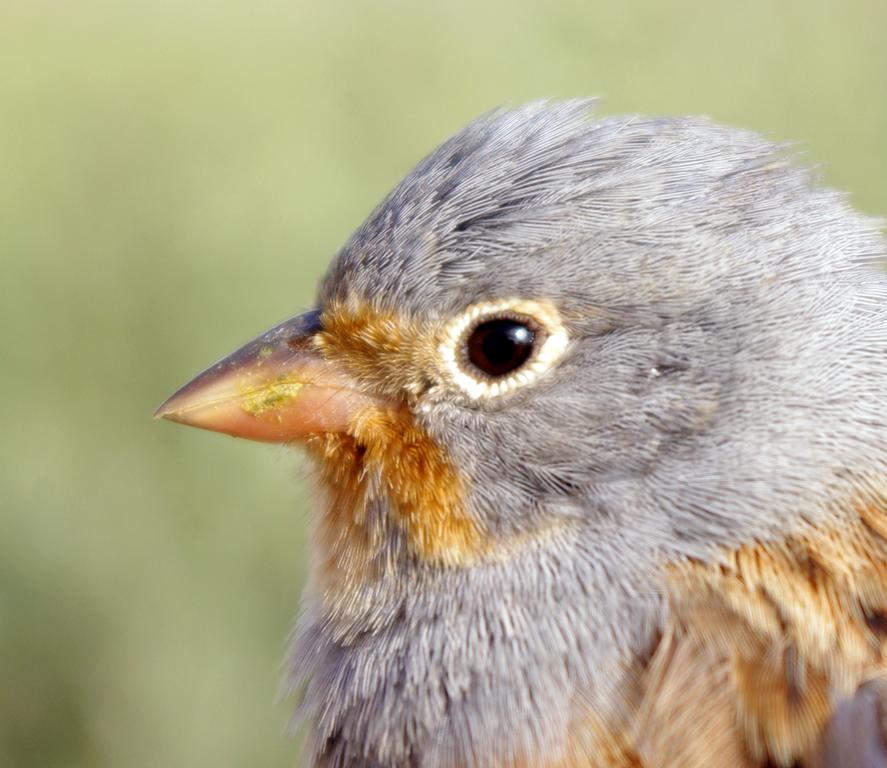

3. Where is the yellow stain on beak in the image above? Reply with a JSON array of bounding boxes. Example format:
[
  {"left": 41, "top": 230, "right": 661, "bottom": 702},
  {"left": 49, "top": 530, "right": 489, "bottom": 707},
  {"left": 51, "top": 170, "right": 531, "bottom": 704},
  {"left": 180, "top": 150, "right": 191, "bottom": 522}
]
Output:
[{"left": 238, "top": 376, "right": 304, "bottom": 417}]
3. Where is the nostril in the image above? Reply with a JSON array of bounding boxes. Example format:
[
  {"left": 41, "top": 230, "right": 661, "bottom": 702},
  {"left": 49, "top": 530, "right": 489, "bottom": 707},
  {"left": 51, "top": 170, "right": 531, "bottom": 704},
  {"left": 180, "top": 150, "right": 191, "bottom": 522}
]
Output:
[{"left": 287, "top": 335, "right": 315, "bottom": 351}]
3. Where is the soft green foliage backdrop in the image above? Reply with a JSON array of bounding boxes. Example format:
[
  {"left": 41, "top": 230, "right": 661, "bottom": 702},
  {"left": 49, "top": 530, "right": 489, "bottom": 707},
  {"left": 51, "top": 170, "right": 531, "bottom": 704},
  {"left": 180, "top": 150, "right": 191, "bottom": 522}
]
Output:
[{"left": 1, "top": 1, "right": 885, "bottom": 765}]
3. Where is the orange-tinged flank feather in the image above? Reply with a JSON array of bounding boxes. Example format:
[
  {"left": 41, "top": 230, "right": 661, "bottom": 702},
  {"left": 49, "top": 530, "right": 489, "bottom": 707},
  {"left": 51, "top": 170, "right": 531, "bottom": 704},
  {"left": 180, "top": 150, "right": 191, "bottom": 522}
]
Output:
[{"left": 634, "top": 498, "right": 887, "bottom": 767}]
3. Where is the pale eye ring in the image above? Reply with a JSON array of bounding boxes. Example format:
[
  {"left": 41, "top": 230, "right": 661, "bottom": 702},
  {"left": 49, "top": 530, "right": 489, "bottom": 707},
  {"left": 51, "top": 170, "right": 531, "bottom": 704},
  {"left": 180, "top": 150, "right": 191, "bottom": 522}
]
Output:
[{"left": 437, "top": 299, "right": 569, "bottom": 400}]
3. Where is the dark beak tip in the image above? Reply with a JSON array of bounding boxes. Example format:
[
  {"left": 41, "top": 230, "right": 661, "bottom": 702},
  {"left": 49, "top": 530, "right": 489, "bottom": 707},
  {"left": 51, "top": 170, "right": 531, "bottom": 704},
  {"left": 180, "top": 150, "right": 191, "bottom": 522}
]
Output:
[
  {"left": 152, "top": 370, "right": 212, "bottom": 424},
  {"left": 152, "top": 401, "right": 176, "bottom": 421},
  {"left": 153, "top": 389, "right": 189, "bottom": 422}
]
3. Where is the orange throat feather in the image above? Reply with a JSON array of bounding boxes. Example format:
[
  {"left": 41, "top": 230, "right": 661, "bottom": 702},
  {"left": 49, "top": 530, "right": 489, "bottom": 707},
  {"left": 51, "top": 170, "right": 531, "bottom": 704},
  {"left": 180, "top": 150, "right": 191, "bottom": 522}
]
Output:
[{"left": 305, "top": 405, "right": 484, "bottom": 596}]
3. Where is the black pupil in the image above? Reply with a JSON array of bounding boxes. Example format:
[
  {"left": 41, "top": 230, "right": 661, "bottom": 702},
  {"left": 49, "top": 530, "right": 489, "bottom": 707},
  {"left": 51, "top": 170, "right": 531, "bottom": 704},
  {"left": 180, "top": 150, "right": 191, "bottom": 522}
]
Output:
[{"left": 466, "top": 319, "right": 535, "bottom": 378}]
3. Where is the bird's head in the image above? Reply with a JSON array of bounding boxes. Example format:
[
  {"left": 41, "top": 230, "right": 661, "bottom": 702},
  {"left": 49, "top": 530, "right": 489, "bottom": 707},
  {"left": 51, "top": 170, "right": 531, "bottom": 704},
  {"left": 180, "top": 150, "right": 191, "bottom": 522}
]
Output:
[{"left": 157, "top": 101, "right": 886, "bottom": 591}]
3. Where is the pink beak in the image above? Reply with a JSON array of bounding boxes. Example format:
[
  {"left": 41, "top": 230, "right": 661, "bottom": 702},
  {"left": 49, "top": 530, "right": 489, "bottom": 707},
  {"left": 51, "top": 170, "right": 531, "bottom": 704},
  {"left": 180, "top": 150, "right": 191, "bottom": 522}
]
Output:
[{"left": 154, "top": 309, "right": 387, "bottom": 442}]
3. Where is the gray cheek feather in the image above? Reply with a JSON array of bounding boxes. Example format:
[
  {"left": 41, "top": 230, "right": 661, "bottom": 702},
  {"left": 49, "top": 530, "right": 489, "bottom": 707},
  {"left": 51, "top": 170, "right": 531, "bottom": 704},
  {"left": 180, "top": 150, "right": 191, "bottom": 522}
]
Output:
[{"left": 295, "top": 101, "right": 887, "bottom": 766}]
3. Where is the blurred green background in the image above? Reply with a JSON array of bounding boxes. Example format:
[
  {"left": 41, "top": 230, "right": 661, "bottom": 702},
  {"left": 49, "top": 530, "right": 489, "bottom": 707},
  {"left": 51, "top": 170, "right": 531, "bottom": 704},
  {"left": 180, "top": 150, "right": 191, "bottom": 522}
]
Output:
[{"left": 1, "top": 0, "right": 885, "bottom": 765}]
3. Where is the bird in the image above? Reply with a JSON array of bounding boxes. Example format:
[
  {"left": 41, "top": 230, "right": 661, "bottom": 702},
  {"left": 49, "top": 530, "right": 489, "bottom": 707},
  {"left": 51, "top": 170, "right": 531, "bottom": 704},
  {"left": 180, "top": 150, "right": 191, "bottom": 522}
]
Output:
[{"left": 156, "top": 100, "right": 887, "bottom": 767}]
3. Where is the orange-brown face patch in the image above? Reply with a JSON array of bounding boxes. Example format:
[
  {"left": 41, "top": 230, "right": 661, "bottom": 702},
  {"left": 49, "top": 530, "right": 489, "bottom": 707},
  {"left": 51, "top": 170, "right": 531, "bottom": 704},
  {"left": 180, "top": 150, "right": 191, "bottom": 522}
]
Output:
[
  {"left": 304, "top": 298, "right": 486, "bottom": 582},
  {"left": 306, "top": 405, "right": 484, "bottom": 592},
  {"left": 309, "top": 300, "right": 490, "bottom": 577}
]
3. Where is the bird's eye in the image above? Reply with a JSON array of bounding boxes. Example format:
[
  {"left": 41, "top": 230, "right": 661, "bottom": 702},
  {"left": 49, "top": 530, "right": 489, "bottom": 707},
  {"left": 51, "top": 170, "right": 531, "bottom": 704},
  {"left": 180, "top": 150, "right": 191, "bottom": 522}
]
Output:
[
  {"left": 466, "top": 318, "right": 536, "bottom": 378},
  {"left": 437, "top": 299, "right": 569, "bottom": 401}
]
